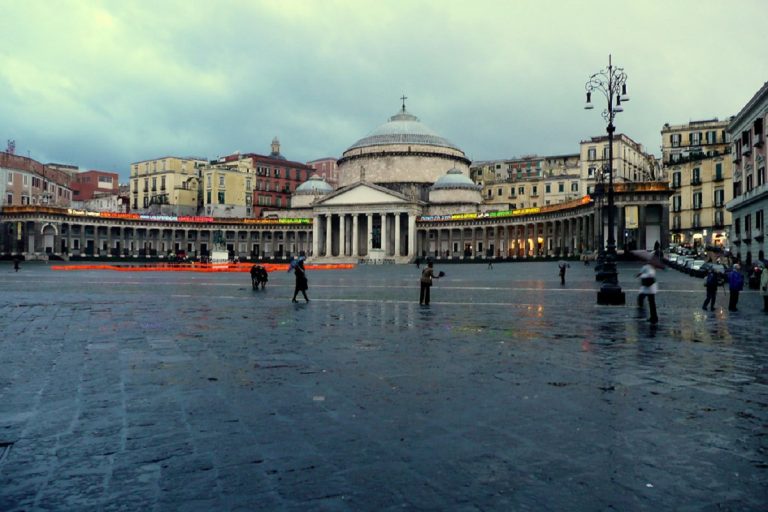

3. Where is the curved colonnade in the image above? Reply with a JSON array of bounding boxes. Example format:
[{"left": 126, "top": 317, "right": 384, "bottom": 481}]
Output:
[{"left": 0, "top": 184, "right": 670, "bottom": 263}]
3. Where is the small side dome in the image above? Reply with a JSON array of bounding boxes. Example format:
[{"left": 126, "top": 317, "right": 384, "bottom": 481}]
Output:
[
  {"left": 295, "top": 175, "right": 333, "bottom": 194},
  {"left": 431, "top": 168, "right": 480, "bottom": 191}
]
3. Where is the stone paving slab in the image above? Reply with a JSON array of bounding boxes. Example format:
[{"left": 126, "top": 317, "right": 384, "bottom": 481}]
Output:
[{"left": 0, "top": 260, "right": 766, "bottom": 510}]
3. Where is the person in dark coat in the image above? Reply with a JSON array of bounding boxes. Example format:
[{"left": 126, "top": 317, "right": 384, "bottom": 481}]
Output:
[
  {"left": 13, "top": 257, "right": 20, "bottom": 272},
  {"left": 250, "top": 264, "right": 260, "bottom": 289},
  {"left": 419, "top": 261, "right": 443, "bottom": 305},
  {"left": 291, "top": 259, "right": 309, "bottom": 303},
  {"left": 727, "top": 264, "right": 744, "bottom": 312},
  {"left": 558, "top": 261, "right": 569, "bottom": 285},
  {"left": 257, "top": 266, "right": 268, "bottom": 289},
  {"left": 702, "top": 268, "right": 719, "bottom": 311}
]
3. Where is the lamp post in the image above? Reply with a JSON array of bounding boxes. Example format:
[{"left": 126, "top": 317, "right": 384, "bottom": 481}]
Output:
[{"left": 584, "top": 54, "right": 628, "bottom": 305}]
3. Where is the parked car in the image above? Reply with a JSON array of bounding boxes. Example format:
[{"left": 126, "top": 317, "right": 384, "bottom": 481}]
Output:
[{"left": 689, "top": 259, "right": 706, "bottom": 276}]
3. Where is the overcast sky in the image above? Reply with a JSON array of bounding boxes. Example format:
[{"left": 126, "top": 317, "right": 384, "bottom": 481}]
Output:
[{"left": 1, "top": 0, "right": 766, "bottom": 180}]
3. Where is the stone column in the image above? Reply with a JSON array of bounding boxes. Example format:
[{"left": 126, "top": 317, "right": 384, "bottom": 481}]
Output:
[
  {"left": 325, "top": 214, "right": 333, "bottom": 257},
  {"left": 521, "top": 224, "right": 527, "bottom": 257},
  {"left": 381, "top": 212, "right": 388, "bottom": 255},
  {"left": 312, "top": 215, "right": 320, "bottom": 258},
  {"left": 533, "top": 222, "right": 539, "bottom": 257},
  {"left": 352, "top": 214, "right": 359, "bottom": 257},
  {"left": 366, "top": 213, "right": 373, "bottom": 256},
  {"left": 407, "top": 214, "right": 416, "bottom": 259},
  {"left": 339, "top": 213, "right": 346, "bottom": 257},
  {"left": 394, "top": 212, "right": 401, "bottom": 259},
  {"left": 447, "top": 228, "right": 453, "bottom": 259}
]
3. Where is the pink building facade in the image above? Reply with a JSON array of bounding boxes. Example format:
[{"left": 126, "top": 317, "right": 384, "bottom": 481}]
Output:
[{"left": 307, "top": 157, "right": 339, "bottom": 189}]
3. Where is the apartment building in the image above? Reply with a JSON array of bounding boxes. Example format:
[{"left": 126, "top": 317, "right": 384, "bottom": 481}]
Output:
[
  {"left": 578, "top": 134, "right": 657, "bottom": 196},
  {"left": 662, "top": 119, "right": 732, "bottom": 248},
  {"left": 129, "top": 156, "right": 207, "bottom": 215},
  {"left": 0, "top": 151, "right": 73, "bottom": 208},
  {"left": 727, "top": 81, "right": 768, "bottom": 263},
  {"left": 210, "top": 143, "right": 315, "bottom": 218},
  {"left": 200, "top": 162, "right": 254, "bottom": 217},
  {"left": 71, "top": 170, "right": 119, "bottom": 201},
  {"left": 307, "top": 157, "right": 339, "bottom": 189},
  {"left": 474, "top": 154, "right": 580, "bottom": 210}
]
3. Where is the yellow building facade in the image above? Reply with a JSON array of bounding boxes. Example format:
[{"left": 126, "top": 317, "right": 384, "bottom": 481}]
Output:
[
  {"left": 661, "top": 119, "right": 732, "bottom": 248},
  {"left": 130, "top": 156, "right": 207, "bottom": 215},
  {"left": 200, "top": 164, "right": 254, "bottom": 217},
  {"left": 578, "top": 134, "right": 657, "bottom": 195}
]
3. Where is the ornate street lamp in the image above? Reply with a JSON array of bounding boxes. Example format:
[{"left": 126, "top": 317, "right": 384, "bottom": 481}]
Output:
[{"left": 584, "top": 55, "right": 629, "bottom": 305}]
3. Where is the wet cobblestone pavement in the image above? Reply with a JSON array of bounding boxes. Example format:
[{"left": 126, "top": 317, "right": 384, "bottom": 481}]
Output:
[{"left": 0, "top": 260, "right": 766, "bottom": 511}]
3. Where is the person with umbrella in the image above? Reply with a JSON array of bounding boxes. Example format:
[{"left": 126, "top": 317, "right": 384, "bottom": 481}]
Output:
[
  {"left": 289, "top": 256, "right": 309, "bottom": 303},
  {"left": 558, "top": 260, "right": 569, "bottom": 285},
  {"left": 419, "top": 260, "right": 444, "bottom": 306},
  {"left": 636, "top": 263, "right": 659, "bottom": 324}
]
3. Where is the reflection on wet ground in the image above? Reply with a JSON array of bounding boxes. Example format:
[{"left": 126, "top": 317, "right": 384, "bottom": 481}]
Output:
[{"left": 0, "top": 260, "right": 766, "bottom": 510}]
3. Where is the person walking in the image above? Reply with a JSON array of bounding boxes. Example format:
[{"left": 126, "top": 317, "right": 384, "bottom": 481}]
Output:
[
  {"left": 727, "top": 264, "right": 744, "bottom": 312},
  {"left": 290, "top": 258, "right": 309, "bottom": 303},
  {"left": 13, "top": 257, "right": 20, "bottom": 272},
  {"left": 250, "top": 264, "right": 260, "bottom": 290},
  {"left": 760, "top": 265, "right": 768, "bottom": 313},
  {"left": 636, "top": 263, "right": 658, "bottom": 324},
  {"left": 558, "top": 261, "right": 569, "bottom": 285},
  {"left": 702, "top": 268, "right": 718, "bottom": 311},
  {"left": 419, "top": 260, "right": 443, "bottom": 306}
]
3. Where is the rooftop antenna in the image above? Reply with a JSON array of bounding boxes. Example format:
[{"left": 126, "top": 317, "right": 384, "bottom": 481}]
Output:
[{"left": 6, "top": 139, "right": 15, "bottom": 154}]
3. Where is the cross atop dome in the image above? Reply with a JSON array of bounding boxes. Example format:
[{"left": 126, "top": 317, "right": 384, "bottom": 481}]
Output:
[{"left": 400, "top": 94, "right": 408, "bottom": 112}]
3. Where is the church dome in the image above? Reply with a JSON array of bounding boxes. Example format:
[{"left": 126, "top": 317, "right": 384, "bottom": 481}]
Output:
[
  {"left": 295, "top": 174, "right": 333, "bottom": 194},
  {"left": 346, "top": 108, "right": 461, "bottom": 152},
  {"left": 431, "top": 168, "right": 480, "bottom": 191}
]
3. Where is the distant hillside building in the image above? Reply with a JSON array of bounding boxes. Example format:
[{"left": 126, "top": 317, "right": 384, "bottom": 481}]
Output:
[{"left": 472, "top": 154, "right": 581, "bottom": 210}]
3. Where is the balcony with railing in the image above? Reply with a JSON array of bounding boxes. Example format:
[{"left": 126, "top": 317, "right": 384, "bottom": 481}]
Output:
[
  {"left": 691, "top": 177, "right": 701, "bottom": 186},
  {"left": 755, "top": 133, "right": 764, "bottom": 148},
  {"left": 712, "top": 172, "right": 724, "bottom": 182}
]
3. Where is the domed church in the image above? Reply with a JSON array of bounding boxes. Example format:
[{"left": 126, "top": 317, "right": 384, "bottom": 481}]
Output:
[{"left": 293, "top": 100, "right": 481, "bottom": 263}]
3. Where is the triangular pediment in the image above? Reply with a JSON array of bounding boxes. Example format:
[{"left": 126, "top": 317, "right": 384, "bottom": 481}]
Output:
[{"left": 317, "top": 183, "right": 409, "bottom": 206}]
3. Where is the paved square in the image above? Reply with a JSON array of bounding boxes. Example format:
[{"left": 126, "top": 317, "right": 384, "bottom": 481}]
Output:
[{"left": 0, "top": 260, "right": 766, "bottom": 510}]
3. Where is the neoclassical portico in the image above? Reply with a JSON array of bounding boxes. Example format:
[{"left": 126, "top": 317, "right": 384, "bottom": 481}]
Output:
[{"left": 311, "top": 181, "right": 422, "bottom": 263}]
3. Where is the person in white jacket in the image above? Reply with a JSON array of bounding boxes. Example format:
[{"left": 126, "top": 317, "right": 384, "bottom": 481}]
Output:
[{"left": 636, "top": 263, "right": 658, "bottom": 324}]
